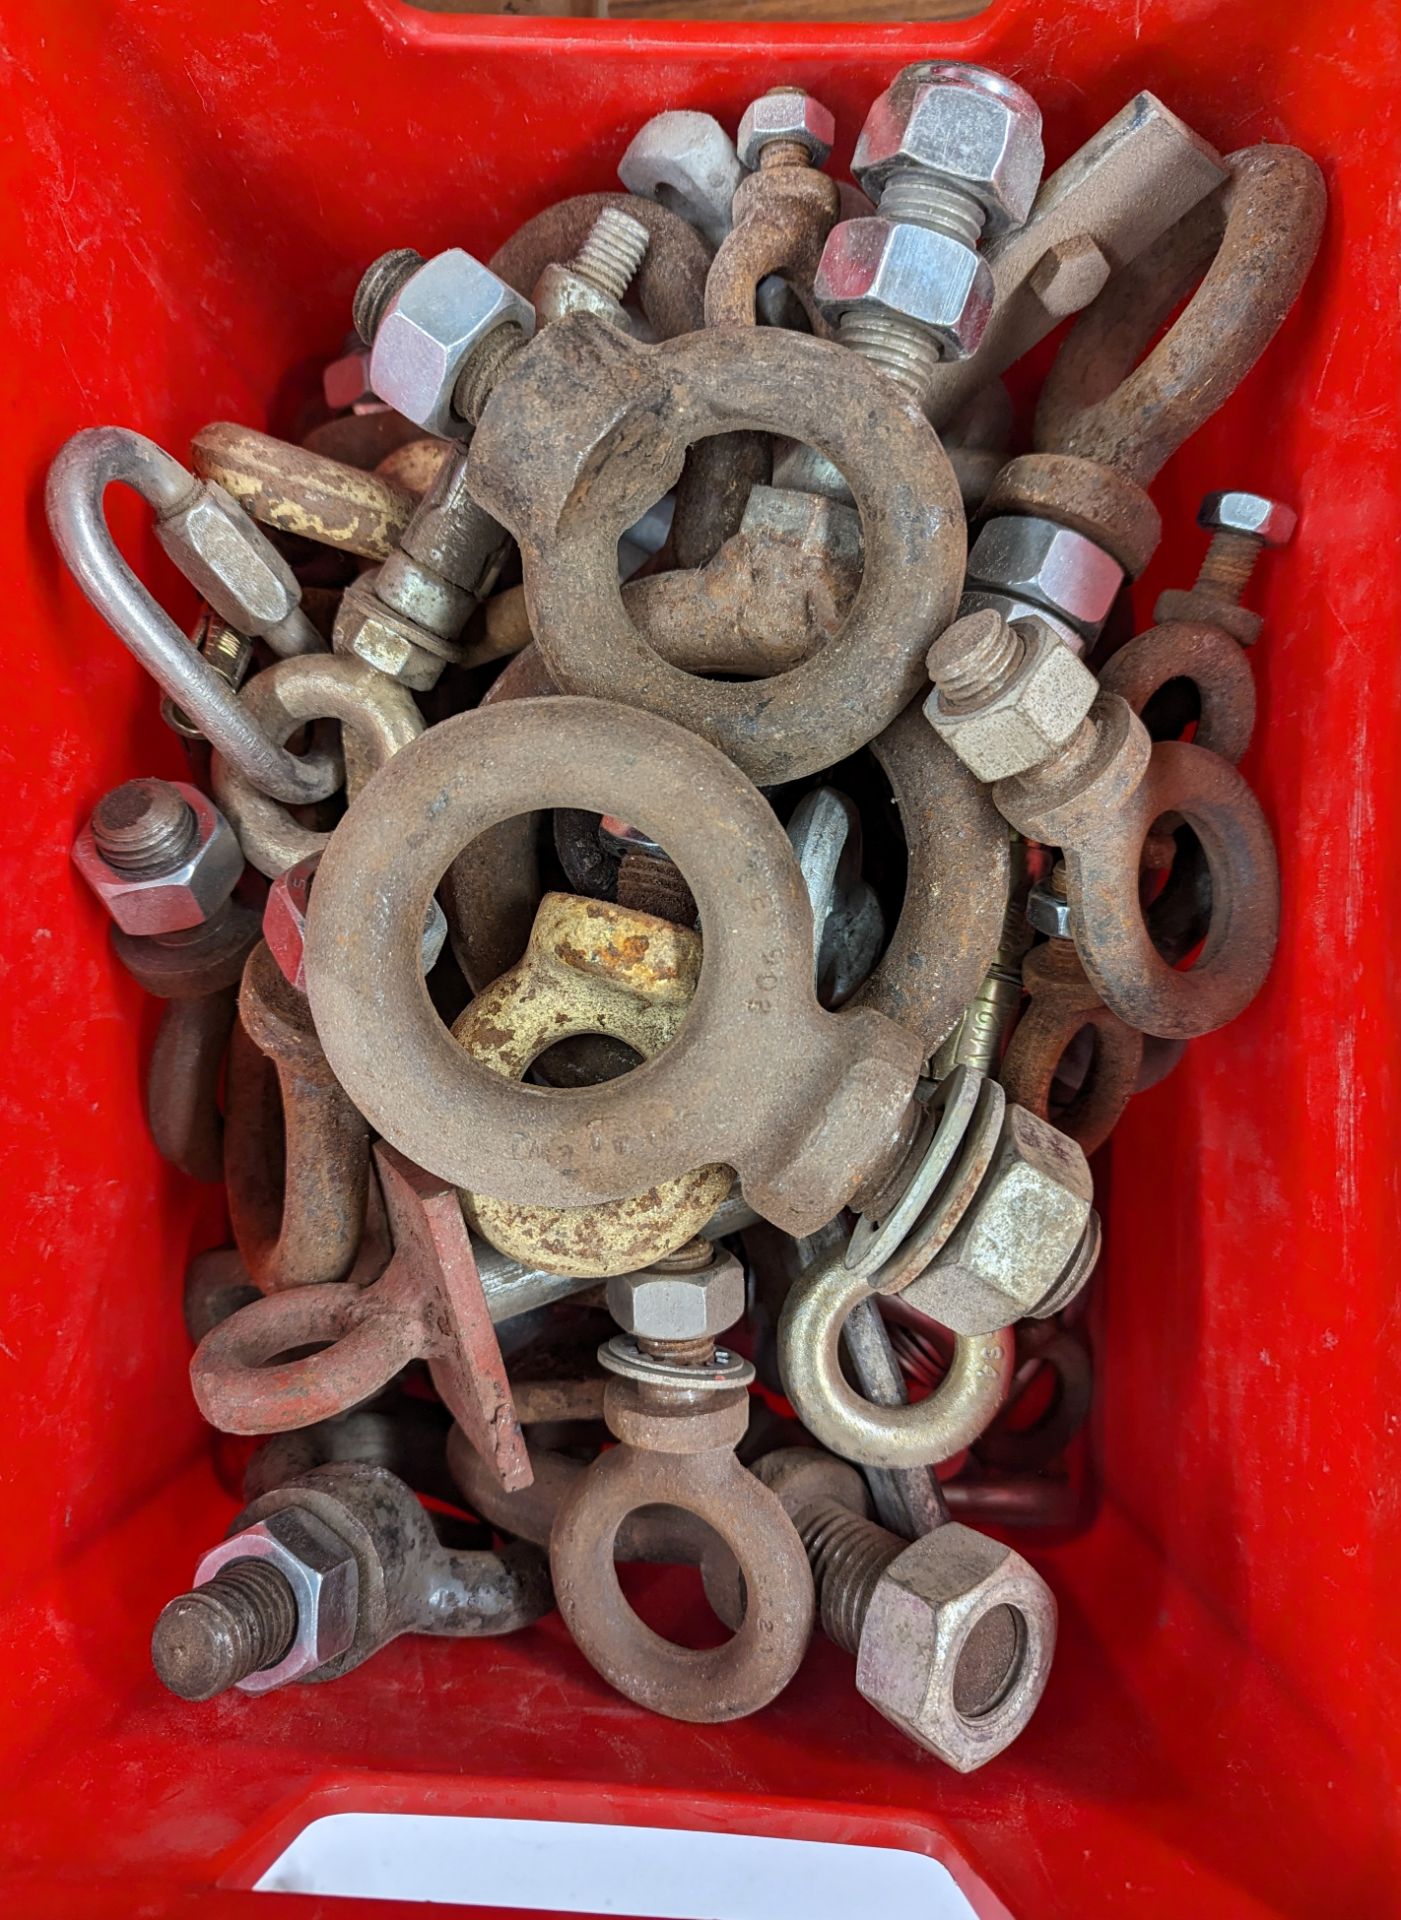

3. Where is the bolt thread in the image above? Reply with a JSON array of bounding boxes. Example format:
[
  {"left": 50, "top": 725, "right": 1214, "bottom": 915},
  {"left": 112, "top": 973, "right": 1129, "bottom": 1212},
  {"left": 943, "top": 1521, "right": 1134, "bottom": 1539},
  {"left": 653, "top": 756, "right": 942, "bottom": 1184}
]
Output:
[
  {"left": 878, "top": 167, "right": 986, "bottom": 248},
  {"left": 451, "top": 323, "right": 528, "bottom": 427},
  {"left": 837, "top": 309, "right": 946, "bottom": 409},
  {"left": 933, "top": 613, "right": 1024, "bottom": 707},
  {"left": 637, "top": 1331, "right": 717, "bottom": 1367},
  {"left": 1050, "top": 859, "right": 1069, "bottom": 898},
  {"left": 650, "top": 1238, "right": 717, "bottom": 1274},
  {"left": 759, "top": 138, "right": 813, "bottom": 170},
  {"left": 353, "top": 247, "right": 424, "bottom": 345},
  {"left": 570, "top": 208, "right": 651, "bottom": 304},
  {"left": 91, "top": 780, "right": 199, "bottom": 875},
  {"left": 796, "top": 1499, "right": 903, "bottom": 1657},
  {"left": 616, "top": 850, "right": 697, "bottom": 927},
  {"left": 1194, "top": 528, "right": 1259, "bottom": 603},
  {"left": 151, "top": 1558, "right": 298, "bottom": 1701}
]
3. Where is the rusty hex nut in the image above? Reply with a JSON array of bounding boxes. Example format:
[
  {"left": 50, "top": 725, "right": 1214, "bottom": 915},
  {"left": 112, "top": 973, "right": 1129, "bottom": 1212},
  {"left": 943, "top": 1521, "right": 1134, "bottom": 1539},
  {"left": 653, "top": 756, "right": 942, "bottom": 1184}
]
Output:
[
  {"left": 193, "top": 1508, "right": 359, "bottom": 1693},
  {"left": 815, "top": 217, "right": 994, "bottom": 358},
  {"left": 266, "top": 852, "right": 446, "bottom": 993},
  {"left": 72, "top": 783, "right": 243, "bottom": 936},
  {"left": 852, "top": 62, "right": 1044, "bottom": 233},
  {"left": 368, "top": 248, "right": 535, "bottom": 440},
  {"left": 606, "top": 1248, "right": 746, "bottom": 1342},
  {"left": 902, "top": 1105, "right": 1094, "bottom": 1334},
  {"left": 737, "top": 91, "right": 836, "bottom": 169},
  {"left": 925, "top": 614, "right": 1098, "bottom": 782},
  {"left": 856, "top": 1522, "right": 1057, "bottom": 1770}
]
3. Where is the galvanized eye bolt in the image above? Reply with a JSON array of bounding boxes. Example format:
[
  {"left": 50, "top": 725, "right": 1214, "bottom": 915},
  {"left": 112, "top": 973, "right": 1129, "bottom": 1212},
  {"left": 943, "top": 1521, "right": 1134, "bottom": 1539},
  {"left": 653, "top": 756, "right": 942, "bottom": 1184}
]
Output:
[{"left": 51, "top": 57, "right": 1322, "bottom": 1766}]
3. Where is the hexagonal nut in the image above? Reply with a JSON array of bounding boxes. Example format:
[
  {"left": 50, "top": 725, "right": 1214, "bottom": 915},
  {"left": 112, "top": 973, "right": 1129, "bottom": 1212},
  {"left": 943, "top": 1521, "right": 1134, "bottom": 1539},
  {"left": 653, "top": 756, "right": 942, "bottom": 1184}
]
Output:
[
  {"left": 736, "top": 90, "right": 836, "bottom": 169},
  {"left": 618, "top": 110, "right": 744, "bottom": 251},
  {"left": 739, "top": 483, "right": 863, "bottom": 568},
  {"left": 195, "top": 1508, "right": 358, "bottom": 1694},
  {"left": 1198, "top": 490, "right": 1296, "bottom": 546},
  {"left": 266, "top": 851, "right": 446, "bottom": 992},
  {"left": 855, "top": 1522, "right": 1056, "bottom": 1770},
  {"left": 532, "top": 261, "right": 624, "bottom": 329},
  {"left": 966, "top": 516, "right": 1123, "bottom": 633},
  {"left": 913, "top": 1105, "right": 1093, "bottom": 1334},
  {"left": 925, "top": 613, "right": 1097, "bottom": 782},
  {"left": 955, "top": 588, "right": 1083, "bottom": 655},
  {"left": 72, "top": 782, "right": 243, "bottom": 936},
  {"left": 1025, "top": 878, "right": 1072, "bottom": 940},
  {"left": 852, "top": 62, "right": 1044, "bottom": 233},
  {"left": 369, "top": 248, "right": 535, "bottom": 440},
  {"left": 155, "top": 479, "right": 300, "bottom": 635},
  {"left": 815, "top": 217, "right": 994, "bottom": 358},
  {"left": 606, "top": 1248, "right": 746, "bottom": 1341},
  {"left": 332, "top": 570, "right": 446, "bottom": 692}
]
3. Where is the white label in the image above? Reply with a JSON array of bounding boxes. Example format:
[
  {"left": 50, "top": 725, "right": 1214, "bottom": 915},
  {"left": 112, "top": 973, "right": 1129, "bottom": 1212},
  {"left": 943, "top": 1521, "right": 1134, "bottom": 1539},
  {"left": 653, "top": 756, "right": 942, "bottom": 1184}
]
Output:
[{"left": 254, "top": 1812, "right": 976, "bottom": 1917}]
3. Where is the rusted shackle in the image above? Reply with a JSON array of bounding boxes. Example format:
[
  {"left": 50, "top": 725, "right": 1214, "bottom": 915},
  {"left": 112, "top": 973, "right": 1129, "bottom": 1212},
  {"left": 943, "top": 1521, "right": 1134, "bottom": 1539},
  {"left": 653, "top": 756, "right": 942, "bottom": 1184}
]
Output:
[
  {"left": 464, "top": 317, "right": 965, "bottom": 785},
  {"left": 305, "top": 696, "right": 925, "bottom": 1237}
]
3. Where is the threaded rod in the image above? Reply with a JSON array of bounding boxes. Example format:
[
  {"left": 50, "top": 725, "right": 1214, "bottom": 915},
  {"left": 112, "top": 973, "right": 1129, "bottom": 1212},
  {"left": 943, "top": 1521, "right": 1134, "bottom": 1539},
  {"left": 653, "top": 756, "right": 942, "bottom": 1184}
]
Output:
[
  {"left": 616, "top": 850, "right": 697, "bottom": 927},
  {"left": 151, "top": 1558, "right": 298, "bottom": 1701},
  {"left": 795, "top": 1499, "right": 903, "bottom": 1656},
  {"left": 353, "top": 247, "right": 424, "bottom": 345},
  {"left": 1194, "top": 528, "right": 1260, "bottom": 604},
  {"left": 928, "top": 610, "right": 1024, "bottom": 707},
  {"left": 879, "top": 167, "right": 986, "bottom": 248},
  {"left": 837, "top": 309, "right": 945, "bottom": 410},
  {"left": 91, "top": 780, "right": 198, "bottom": 875},
  {"left": 451, "top": 323, "right": 528, "bottom": 428},
  {"left": 570, "top": 208, "right": 651, "bottom": 304}
]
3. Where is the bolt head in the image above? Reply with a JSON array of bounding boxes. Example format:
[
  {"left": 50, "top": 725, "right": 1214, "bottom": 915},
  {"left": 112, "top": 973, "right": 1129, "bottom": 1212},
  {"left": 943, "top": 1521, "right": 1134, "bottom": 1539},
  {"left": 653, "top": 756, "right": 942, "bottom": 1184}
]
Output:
[
  {"left": 194, "top": 1508, "right": 358, "bottom": 1693},
  {"left": 856, "top": 1523, "right": 1056, "bottom": 1770},
  {"left": 369, "top": 248, "right": 535, "bottom": 440},
  {"left": 965, "top": 516, "right": 1124, "bottom": 634},
  {"left": 605, "top": 1248, "right": 746, "bottom": 1341},
  {"left": 924, "top": 616, "right": 1098, "bottom": 782},
  {"left": 736, "top": 91, "right": 836, "bottom": 169},
  {"left": 72, "top": 783, "right": 242, "bottom": 936},
  {"left": 852, "top": 62, "right": 1044, "bottom": 233},
  {"left": 155, "top": 480, "right": 300, "bottom": 637},
  {"left": 815, "top": 216, "right": 994, "bottom": 358},
  {"left": 1197, "top": 491, "right": 1296, "bottom": 546}
]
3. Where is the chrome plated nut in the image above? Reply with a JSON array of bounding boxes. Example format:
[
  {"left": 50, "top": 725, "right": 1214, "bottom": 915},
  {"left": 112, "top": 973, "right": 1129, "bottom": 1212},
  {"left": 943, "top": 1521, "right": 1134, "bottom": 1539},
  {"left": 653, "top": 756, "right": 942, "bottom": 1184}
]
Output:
[
  {"left": 737, "top": 91, "right": 836, "bottom": 169},
  {"left": 902, "top": 1104, "right": 1093, "bottom": 1334},
  {"left": 1199, "top": 491, "right": 1296, "bottom": 545},
  {"left": 332, "top": 570, "right": 445, "bottom": 692},
  {"left": 194, "top": 1508, "right": 358, "bottom": 1693},
  {"left": 856, "top": 1522, "right": 1056, "bottom": 1770},
  {"left": 71, "top": 783, "right": 243, "bottom": 936},
  {"left": 617, "top": 111, "right": 745, "bottom": 251},
  {"left": 266, "top": 852, "right": 446, "bottom": 993},
  {"left": 965, "top": 516, "right": 1123, "bottom": 634},
  {"left": 155, "top": 479, "right": 301, "bottom": 635},
  {"left": 925, "top": 614, "right": 1098, "bottom": 781},
  {"left": 605, "top": 1249, "right": 746, "bottom": 1342},
  {"left": 1026, "top": 879, "right": 1072, "bottom": 939},
  {"left": 369, "top": 249, "right": 535, "bottom": 440},
  {"left": 815, "top": 217, "right": 994, "bottom": 357},
  {"left": 852, "top": 62, "right": 1044, "bottom": 234}
]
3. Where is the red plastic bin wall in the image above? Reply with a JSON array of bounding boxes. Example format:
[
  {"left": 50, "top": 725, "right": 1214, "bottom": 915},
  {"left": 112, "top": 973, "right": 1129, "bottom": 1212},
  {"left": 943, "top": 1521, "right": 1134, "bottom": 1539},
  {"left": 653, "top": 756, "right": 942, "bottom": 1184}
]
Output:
[{"left": 0, "top": 0, "right": 1397, "bottom": 1913}]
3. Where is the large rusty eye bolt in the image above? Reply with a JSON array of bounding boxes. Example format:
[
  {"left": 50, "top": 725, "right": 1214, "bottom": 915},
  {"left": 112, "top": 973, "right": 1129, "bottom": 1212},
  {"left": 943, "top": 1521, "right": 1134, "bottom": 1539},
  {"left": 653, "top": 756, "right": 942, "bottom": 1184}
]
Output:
[{"left": 306, "top": 697, "right": 924, "bottom": 1236}]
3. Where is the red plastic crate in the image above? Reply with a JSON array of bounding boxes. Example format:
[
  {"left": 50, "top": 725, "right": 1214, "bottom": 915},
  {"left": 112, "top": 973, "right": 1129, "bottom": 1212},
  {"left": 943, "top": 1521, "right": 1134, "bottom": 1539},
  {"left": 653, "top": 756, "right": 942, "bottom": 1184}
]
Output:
[{"left": 0, "top": 0, "right": 1397, "bottom": 1913}]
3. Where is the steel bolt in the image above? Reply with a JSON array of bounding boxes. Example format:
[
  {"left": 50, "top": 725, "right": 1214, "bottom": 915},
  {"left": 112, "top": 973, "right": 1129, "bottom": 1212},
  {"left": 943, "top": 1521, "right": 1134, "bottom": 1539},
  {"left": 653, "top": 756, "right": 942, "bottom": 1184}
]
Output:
[
  {"left": 151, "top": 1558, "right": 298, "bottom": 1701},
  {"left": 568, "top": 207, "right": 651, "bottom": 304},
  {"left": 1193, "top": 490, "right": 1297, "bottom": 605},
  {"left": 353, "top": 247, "right": 425, "bottom": 346},
  {"left": 90, "top": 779, "right": 199, "bottom": 874}
]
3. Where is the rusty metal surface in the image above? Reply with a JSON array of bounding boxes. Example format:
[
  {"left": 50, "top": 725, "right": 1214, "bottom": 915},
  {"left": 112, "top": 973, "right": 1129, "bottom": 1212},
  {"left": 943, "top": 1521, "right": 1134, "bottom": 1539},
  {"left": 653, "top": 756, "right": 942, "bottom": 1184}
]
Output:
[
  {"left": 1099, "top": 617, "right": 1256, "bottom": 763},
  {"left": 212, "top": 653, "right": 423, "bottom": 878},
  {"left": 147, "top": 989, "right": 239, "bottom": 1182},
  {"left": 190, "top": 422, "right": 415, "bottom": 560},
  {"left": 192, "top": 1142, "right": 532, "bottom": 1496},
  {"left": 302, "top": 411, "right": 428, "bottom": 471},
  {"left": 305, "top": 695, "right": 924, "bottom": 1236},
  {"left": 704, "top": 164, "right": 839, "bottom": 328},
  {"left": 453, "top": 892, "right": 732, "bottom": 1276},
  {"left": 999, "top": 938, "right": 1143, "bottom": 1157},
  {"left": 224, "top": 942, "right": 371, "bottom": 1292},
  {"left": 465, "top": 317, "right": 964, "bottom": 785},
  {"left": 981, "top": 451, "right": 1161, "bottom": 580},
  {"left": 550, "top": 1378, "right": 814, "bottom": 1721},
  {"left": 1035, "top": 145, "right": 1326, "bottom": 489}
]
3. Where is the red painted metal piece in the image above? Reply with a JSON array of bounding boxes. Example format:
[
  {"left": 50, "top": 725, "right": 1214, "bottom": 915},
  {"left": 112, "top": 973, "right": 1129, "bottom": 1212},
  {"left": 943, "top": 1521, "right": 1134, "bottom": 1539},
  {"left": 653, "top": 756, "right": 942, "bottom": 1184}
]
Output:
[{"left": 1, "top": 1, "right": 1397, "bottom": 1914}]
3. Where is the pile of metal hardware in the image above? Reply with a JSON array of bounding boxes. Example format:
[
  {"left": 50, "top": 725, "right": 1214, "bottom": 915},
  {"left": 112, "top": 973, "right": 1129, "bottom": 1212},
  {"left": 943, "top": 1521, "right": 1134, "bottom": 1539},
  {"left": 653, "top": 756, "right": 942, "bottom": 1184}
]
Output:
[{"left": 51, "top": 63, "right": 1322, "bottom": 1769}]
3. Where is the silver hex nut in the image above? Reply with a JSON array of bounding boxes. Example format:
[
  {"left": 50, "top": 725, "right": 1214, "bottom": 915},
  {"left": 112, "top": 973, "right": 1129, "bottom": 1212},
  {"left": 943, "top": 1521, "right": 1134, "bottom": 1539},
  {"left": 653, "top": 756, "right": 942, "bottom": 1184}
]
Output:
[
  {"left": 904, "top": 1104, "right": 1093, "bottom": 1334},
  {"left": 606, "top": 1248, "right": 746, "bottom": 1342},
  {"left": 815, "top": 216, "right": 995, "bottom": 359},
  {"left": 71, "top": 782, "right": 243, "bottom": 936},
  {"left": 965, "top": 516, "right": 1124, "bottom": 635},
  {"left": 1198, "top": 491, "right": 1296, "bottom": 545},
  {"left": 856, "top": 1523, "right": 1057, "bottom": 1771},
  {"left": 617, "top": 111, "right": 745, "bottom": 251},
  {"left": 852, "top": 62, "right": 1044, "bottom": 235},
  {"left": 924, "top": 613, "right": 1098, "bottom": 782},
  {"left": 194, "top": 1507, "right": 358, "bottom": 1693},
  {"left": 736, "top": 90, "right": 836, "bottom": 169},
  {"left": 155, "top": 479, "right": 301, "bottom": 636},
  {"left": 369, "top": 248, "right": 535, "bottom": 440}
]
